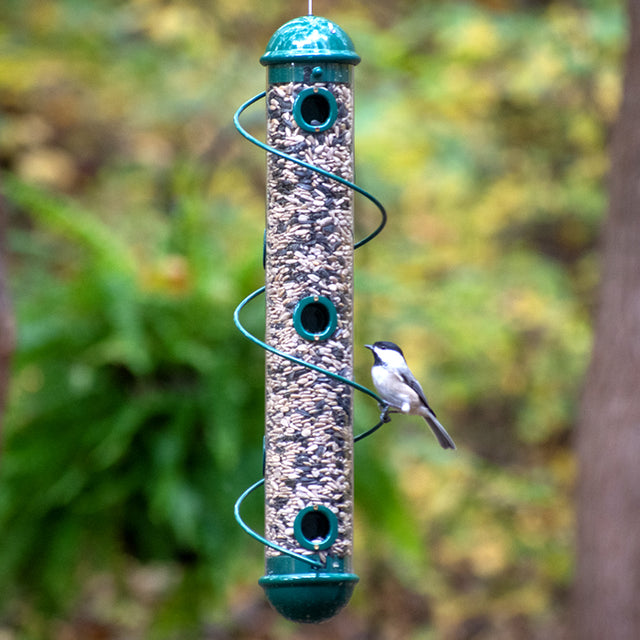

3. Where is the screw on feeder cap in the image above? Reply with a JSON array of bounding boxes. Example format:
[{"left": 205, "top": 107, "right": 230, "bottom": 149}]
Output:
[{"left": 260, "top": 15, "right": 360, "bottom": 66}]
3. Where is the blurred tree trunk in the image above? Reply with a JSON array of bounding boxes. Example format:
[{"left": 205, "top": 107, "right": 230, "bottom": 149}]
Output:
[
  {"left": 0, "top": 192, "right": 15, "bottom": 452},
  {"left": 574, "top": 2, "right": 640, "bottom": 639}
]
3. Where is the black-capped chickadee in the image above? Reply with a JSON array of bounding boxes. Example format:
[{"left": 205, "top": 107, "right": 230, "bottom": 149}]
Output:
[{"left": 365, "top": 341, "right": 456, "bottom": 450}]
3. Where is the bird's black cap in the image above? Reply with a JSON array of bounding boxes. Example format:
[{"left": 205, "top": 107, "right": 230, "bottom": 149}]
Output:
[
  {"left": 365, "top": 341, "right": 405, "bottom": 357},
  {"left": 364, "top": 340, "right": 404, "bottom": 363}
]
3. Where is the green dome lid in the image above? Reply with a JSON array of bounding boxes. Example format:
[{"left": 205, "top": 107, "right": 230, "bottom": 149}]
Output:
[
  {"left": 259, "top": 556, "right": 359, "bottom": 623},
  {"left": 260, "top": 15, "right": 360, "bottom": 66}
]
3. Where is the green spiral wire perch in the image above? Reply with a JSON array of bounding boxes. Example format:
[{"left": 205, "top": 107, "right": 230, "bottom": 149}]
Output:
[{"left": 233, "top": 14, "right": 391, "bottom": 623}]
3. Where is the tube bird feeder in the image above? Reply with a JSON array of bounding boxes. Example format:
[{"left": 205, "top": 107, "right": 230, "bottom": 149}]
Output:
[
  {"left": 233, "top": 11, "right": 391, "bottom": 624},
  {"left": 259, "top": 15, "right": 360, "bottom": 623}
]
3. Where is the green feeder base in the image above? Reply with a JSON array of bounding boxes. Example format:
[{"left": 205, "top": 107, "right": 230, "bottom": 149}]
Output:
[{"left": 259, "top": 556, "right": 359, "bottom": 624}]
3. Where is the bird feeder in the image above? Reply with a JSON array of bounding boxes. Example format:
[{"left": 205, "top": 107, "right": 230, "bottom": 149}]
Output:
[
  {"left": 233, "top": 10, "right": 391, "bottom": 624},
  {"left": 259, "top": 15, "right": 360, "bottom": 623}
]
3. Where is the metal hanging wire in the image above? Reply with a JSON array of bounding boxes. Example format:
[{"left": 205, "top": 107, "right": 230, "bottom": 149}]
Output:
[{"left": 233, "top": 91, "right": 390, "bottom": 568}]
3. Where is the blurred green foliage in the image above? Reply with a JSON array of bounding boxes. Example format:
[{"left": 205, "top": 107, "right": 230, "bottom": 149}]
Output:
[{"left": 0, "top": 0, "right": 625, "bottom": 637}]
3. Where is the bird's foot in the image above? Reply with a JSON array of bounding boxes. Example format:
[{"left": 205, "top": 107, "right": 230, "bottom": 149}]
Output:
[{"left": 379, "top": 404, "right": 393, "bottom": 423}]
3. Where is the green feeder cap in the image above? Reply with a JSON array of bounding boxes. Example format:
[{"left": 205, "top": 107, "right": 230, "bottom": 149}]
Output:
[
  {"left": 260, "top": 15, "right": 360, "bottom": 66},
  {"left": 259, "top": 556, "right": 359, "bottom": 624}
]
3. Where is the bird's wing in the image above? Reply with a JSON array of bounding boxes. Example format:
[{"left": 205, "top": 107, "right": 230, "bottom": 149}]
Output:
[{"left": 400, "top": 369, "right": 437, "bottom": 417}]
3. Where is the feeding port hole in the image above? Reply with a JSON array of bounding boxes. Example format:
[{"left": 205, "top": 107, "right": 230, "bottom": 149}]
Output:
[
  {"left": 294, "top": 505, "right": 338, "bottom": 550},
  {"left": 293, "top": 295, "right": 337, "bottom": 341},
  {"left": 301, "top": 510, "right": 330, "bottom": 543},
  {"left": 301, "top": 93, "right": 329, "bottom": 124},
  {"left": 301, "top": 302, "right": 329, "bottom": 334},
  {"left": 293, "top": 87, "right": 338, "bottom": 132}
]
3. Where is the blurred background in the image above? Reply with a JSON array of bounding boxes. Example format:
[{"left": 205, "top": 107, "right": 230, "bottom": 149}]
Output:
[{"left": 0, "top": 0, "right": 625, "bottom": 638}]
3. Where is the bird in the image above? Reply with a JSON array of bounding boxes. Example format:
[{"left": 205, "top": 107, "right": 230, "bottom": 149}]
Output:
[{"left": 365, "top": 341, "right": 456, "bottom": 450}]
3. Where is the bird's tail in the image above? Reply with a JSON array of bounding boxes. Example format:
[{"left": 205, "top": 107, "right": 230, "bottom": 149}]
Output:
[{"left": 423, "top": 413, "right": 456, "bottom": 450}]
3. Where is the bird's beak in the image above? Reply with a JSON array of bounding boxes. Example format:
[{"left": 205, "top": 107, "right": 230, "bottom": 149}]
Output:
[{"left": 364, "top": 344, "right": 373, "bottom": 351}]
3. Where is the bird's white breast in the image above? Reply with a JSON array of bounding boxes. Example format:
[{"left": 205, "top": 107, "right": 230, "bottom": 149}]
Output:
[{"left": 371, "top": 365, "right": 420, "bottom": 413}]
